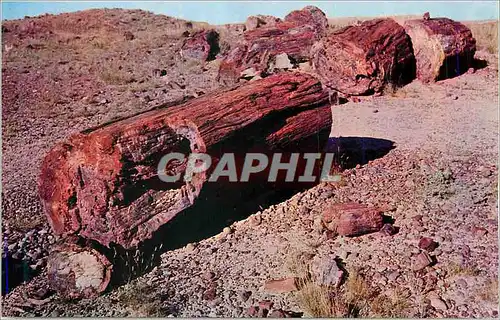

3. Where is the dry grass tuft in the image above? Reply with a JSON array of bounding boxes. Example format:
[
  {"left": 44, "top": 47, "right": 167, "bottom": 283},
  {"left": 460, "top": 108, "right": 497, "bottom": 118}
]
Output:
[
  {"left": 445, "top": 262, "right": 481, "bottom": 277},
  {"left": 370, "top": 288, "right": 411, "bottom": 318},
  {"left": 478, "top": 278, "right": 499, "bottom": 303}
]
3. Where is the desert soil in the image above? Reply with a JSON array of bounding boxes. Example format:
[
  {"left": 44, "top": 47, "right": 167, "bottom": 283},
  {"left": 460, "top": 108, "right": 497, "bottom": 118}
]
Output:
[{"left": 1, "top": 9, "right": 498, "bottom": 318}]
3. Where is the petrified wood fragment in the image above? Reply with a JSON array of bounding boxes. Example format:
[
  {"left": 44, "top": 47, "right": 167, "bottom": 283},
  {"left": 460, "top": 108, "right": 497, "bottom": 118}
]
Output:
[
  {"left": 322, "top": 202, "right": 384, "bottom": 236},
  {"left": 181, "top": 29, "right": 220, "bottom": 61},
  {"left": 39, "top": 72, "right": 331, "bottom": 252},
  {"left": 311, "top": 18, "right": 416, "bottom": 96},
  {"left": 403, "top": 18, "right": 476, "bottom": 82}
]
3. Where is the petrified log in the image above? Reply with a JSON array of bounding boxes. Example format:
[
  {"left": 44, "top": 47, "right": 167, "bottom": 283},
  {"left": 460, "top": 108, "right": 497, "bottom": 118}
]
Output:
[
  {"left": 39, "top": 72, "right": 331, "bottom": 252},
  {"left": 47, "top": 237, "right": 112, "bottom": 299},
  {"left": 311, "top": 18, "right": 416, "bottom": 96},
  {"left": 403, "top": 18, "right": 476, "bottom": 82},
  {"left": 322, "top": 203, "right": 384, "bottom": 236},
  {"left": 218, "top": 6, "right": 328, "bottom": 83},
  {"left": 181, "top": 29, "right": 220, "bottom": 61}
]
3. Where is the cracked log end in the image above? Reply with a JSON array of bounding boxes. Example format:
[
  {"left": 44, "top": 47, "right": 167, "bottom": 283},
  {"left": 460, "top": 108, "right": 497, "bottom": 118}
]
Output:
[
  {"left": 47, "top": 240, "right": 112, "bottom": 299},
  {"left": 39, "top": 119, "right": 207, "bottom": 249}
]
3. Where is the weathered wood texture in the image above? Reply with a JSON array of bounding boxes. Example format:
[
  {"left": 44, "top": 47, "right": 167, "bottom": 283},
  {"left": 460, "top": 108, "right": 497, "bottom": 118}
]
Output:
[
  {"left": 218, "top": 6, "right": 328, "bottom": 83},
  {"left": 311, "top": 18, "right": 416, "bottom": 96},
  {"left": 39, "top": 72, "right": 331, "bottom": 250},
  {"left": 403, "top": 18, "right": 476, "bottom": 82}
]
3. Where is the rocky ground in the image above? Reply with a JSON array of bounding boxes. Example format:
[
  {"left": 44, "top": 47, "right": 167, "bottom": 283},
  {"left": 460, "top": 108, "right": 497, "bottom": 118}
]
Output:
[{"left": 1, "top": 9, "right": 498, "bottom": 318}]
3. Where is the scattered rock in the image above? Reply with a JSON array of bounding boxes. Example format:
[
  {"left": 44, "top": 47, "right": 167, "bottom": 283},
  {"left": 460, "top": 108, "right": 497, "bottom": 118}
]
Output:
[
  {"left": 418, "top": 237, "right": 438, "bottom": 252},
  {"left": 380, "top": 223, "right": 397, "bottom": 236},
  {"left": 264, "top": 277, "right": 298, "bottom": 293},
  {"left": 258, "top": 300, "right": 274, "bottom": 310},
  {"left": 239, "top": 290, "right": 252, "bottom": 302},
  {"left": 311, "top": 254, "right": 344, "bottom": 286},
  {"left": 123, "top": 31, "right": 134, "bottom": 40},
  {"left": 181, "top": 30, "right": 220, "bottom": 61},
  {"left": 430, "top": 297, "right": 448, "bottom": 311},
  {"left": 413, "top": 252, "right": 434, "bottom": 271}
]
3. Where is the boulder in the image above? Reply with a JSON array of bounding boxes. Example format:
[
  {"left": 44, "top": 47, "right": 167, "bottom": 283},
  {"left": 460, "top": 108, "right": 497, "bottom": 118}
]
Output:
[
  {"left": 311, "top": 254, "right": 344, "bottom": 286},
  {"left": 311, "top": 18, "right": 416, "bottom": 96},
  {"left": 403, "top": 18, "right": 476, "bottom": 82},
  {"left": 181, "top": 29, "right": 220, "bottom": 61},
  {"left": 284, "top": 5, "right": 329, "bottom": 35},
  {"left": 322, "top": 202, "right": 384, "bottom": 236}
]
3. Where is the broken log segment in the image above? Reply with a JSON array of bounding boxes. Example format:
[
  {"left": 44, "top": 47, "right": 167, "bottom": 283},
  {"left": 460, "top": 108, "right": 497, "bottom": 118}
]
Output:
[
  {"left": 218, "top": 6, "right": 328, "bottom": 84},
  {"left": 322, "top": 202, "right": 384, "bottom": 236},
  {"left": 47, "top": 238, "right": 112, "bottom": 299},
  {"left": 311, "top": 18, "right": 416, "bottom": 96},
  {"left": 39, "top": 72, "right": 331, "bottom": 251},
  {"left": 403, "top": 18, "right": 476, "bottom": 82}
]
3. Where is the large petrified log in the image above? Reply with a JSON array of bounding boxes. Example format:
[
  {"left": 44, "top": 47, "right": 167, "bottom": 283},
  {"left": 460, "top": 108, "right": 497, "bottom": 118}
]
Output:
[
  {"left": 218, "top": 6, "right": 328, "bottom": 83},
  {"left": 40, "top": 72, "right": 332, "bottom": 297},
  {"left": 403, "top": 17, "right": 476, "bottom": 82},
  {"left": 39, "top": 72, "right": 331, "bottom": 250},
  {"left": 181, "top": 29, "right": 220, "bottom": 61},
  {"left": 311, "top": 18, "right": 416, "bottom": 96}
]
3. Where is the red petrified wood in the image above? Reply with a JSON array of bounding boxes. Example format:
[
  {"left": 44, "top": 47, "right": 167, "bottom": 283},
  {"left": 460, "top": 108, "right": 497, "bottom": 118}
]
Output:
[
  {"left": 218, "top": 6, "right": 328, "bottom": 83},
  {"left": 403, "top": 17, "right": 476, "bottom": 82},
  {"left": 311, "top": 18, "right": 416, "bottom": 97},
  {"left": 322, "top": 203, "right": 384, "bottom": 236}
]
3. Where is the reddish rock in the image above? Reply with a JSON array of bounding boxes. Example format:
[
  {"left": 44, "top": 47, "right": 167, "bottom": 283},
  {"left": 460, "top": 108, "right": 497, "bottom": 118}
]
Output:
[
  {"left": 218, "top": 6, "right": 328, "bottom": 83},
  {"left": 123, "top": 31, "right": 134, "bottom": 40},
  {"left": 311, "top": 18, "right": 416, "bottom": 97},
  {"left": 39, "top": 72, "right": 331, "bottom": 250},
  {"left": 471, "top": 226, "right": 488, "bottom": 236},
  {"left": 322, "top": 203, "right": 384, "bottom": 236},
  {"left": 418, "top": 237, "right": 438, "bottom": 252},
  {"left": 259, "top": 300, "right": 274, "bottom": 310},
  {"left": 403, "top": 18, "right": 476, "bottom": 82},
  {"left": 202, "top": 286, "right": 217, "bottom": 300},
  {"left": 181, "top": 29, "right": 220, "bottom": 61},
  {"left": 269, "top": 309, "right": 287, "bottom": 318},
  {"left": 264, "top": 277, "right": 298, "bottom": 293},
  {"left": 413, "top": 252, "right": 433, "bottom": 271},
  {"left": 246, "top": 306, "right": 260, "bottom": 317}
]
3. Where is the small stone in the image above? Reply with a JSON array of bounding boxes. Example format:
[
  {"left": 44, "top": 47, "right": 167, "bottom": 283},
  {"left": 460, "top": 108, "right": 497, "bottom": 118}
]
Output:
[
  {"left": 269, "top": 309, "right": 287, "bottom": 318},
  {"left": 418, "top": 237, "right": 438, "bottom": 252},
  {"left": 387, "top": 271, "right": 400, "bottom": 282},
  {"left": 264, "top": 278, "right": 298, "bottom": 293},
  {"left": 222, "top": 227, "right": 233, "bottom": 235},
  {"left": 124, "top": 31, "right": 135, "bottom": 40},
  {"left": 311, "top": 254, "right": 344, "bottom": 286},
  {"left": 430, "top": 297, "right": 448, "bottom": 311},
  {"left": 246, "top": 306, "right": 259, "bottom": 317},
  {"left": 185, "top": 243, "right": 196, "bottom": 252},
  {"left": 257, "top": 307, "right": 269, "bottom": 318},
  {"left": 239, "top": 290, "right": 252, "bottom": 302},
  {"left": 471, "top": 226, "right": 487, "bottom": 236},
  {"left": 202, "top": 271, "right": 216, "bottom": 281},
  {"left": 202, "top": 287, "right": 216, "bottom": 301},
  {"left": 380, "top": 223, "right": 397, "bottom": 236},
  {"left": 466, "top": 67, "right": 475, "bottom": 74},
  {"left": 413, "top": 252, "right": 433, "bottom": 271},
  {"left": 273, "top": 53, "right": 293, "bottom": 70},
  {"left": 373, "top": 109, "right": 379, "bottom": 113},
  {"left": 259, "top": 300, "right": 274, "bottom": 310},
  {"left": 240, "top": 67, "right": 259, "bottom": 79}
]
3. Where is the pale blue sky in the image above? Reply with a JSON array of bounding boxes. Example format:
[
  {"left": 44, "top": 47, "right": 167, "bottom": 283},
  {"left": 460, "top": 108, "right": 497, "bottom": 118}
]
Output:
[{"left": 1, "top": 1, "right": 498, "bottom": 23}]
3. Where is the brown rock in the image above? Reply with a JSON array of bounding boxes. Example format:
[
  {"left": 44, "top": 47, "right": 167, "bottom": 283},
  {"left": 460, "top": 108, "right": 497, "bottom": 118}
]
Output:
[
  {"left": 202, "top": 286, "right": 217, "bottom": 300},
  {"left": 39, "top": 72, "right": 331, "bottom": 250},
  {"left": 246, "top": 306, "right": 260, "bottom": 317},
  {"left": 284, "top": 6, "right": 328, "bottom": 35},
  {"left": 403, "top": 18, "right": 476, "bottom": 82},
  {"left": 181, "top": 29, "right": 220, "bottom": 61},
  {"left": 380, "top": 223, "right": 398, "bottom": 236},
  {"left": 322, "top": 203, "right": 384, "bottom": 236},
  {"left": 471, "top": 226, "right": 487, "bottom": 236},
  {"left": 269, "top": 309, "right": 287, "bottom": 318},
  {"left": 259, "top": 300, "right": 274, "bottom": 310},
  {"left": 311, "top": 18, "right": 416, "bottom": 96},
  {"left": 413, "top": 252, "right": 433, "bottom": 271},
  {"left": 423, "top": 12, "right": 430, "bottom": 20},
  {"left": 123, "top": 31, "right": 134, "bottom": 40},
  {"left": 418, "top": 237, "right": 438, "bottom": 252},
  {"left": 264, "top": 277, "right": 298, "bottom": 293}
]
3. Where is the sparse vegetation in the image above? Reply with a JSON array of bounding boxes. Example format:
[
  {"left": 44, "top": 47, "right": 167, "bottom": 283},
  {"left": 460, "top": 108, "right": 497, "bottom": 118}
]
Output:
[
  {"left": 445, "top": 262, "right": 482, "bottom": 277},
  {"left": 117, "top": 281, "right": 167, "bottom": 317}
]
